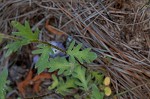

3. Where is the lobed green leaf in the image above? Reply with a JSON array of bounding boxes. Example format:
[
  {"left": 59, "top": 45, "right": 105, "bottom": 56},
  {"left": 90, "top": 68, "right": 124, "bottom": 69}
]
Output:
[
  {"left": 48, "top": 75, "right": 59, "bottom": 90},
  {"left": 32, "top": 45, "right": 53, "bottom": 74},
  {"left": 73, "top": 66, "right": 90, "bottom": 91},
  {"left": 11, "top": 21, "right": 39, "bottom": 40},
  {"left": 4, "top": 21, "right": 40, "bottom": 57},
  {"left": 4, "top": 39, "right": 30, "bottom": 57},
  {"left": 48, "top": 57, "right": 76, "bottom": 75},
  {"left": 67, "top": 41, "right": 97, "bottom": 64},
  {"left": 91, "top": 71, "right": 104, "bottom": 84},
  {"left": 91, "top": 84, "right": 104, "bottom": 99},
  {"left": 56, "top": 77, "right": 76, "bottom": 95}
]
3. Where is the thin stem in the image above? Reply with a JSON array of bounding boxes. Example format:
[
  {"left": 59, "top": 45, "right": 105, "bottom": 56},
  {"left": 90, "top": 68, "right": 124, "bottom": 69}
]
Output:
[
  {"left": 31, "top": 40, "right": 66, "bottom": 54},
  {"left": 0, "top": 33, "right": 66, "bottom": 53}
]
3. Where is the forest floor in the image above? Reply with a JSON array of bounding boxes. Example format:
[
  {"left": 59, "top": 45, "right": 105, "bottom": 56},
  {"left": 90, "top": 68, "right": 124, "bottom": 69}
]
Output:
[{"left": 0, "top": 0, "right": 150, "bottom": 99}]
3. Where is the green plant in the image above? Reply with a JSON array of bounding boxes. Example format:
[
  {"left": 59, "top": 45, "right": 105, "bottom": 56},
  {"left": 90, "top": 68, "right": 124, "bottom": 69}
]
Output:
[
  {"left": 0, "top": 68, "right": 8, "bottom": 99},
  {"left": 91, "top": 84, "right": 104, "bottom": 99},
  {"left": 0, "top": 21, "right": 111, "bottom": 98}
]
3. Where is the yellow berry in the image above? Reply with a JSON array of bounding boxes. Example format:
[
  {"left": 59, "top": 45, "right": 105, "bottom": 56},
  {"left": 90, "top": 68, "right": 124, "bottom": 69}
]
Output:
[
  {"left": 103, "top": 77, "right": 111, "bottom": 86},
  {"left": 104, "top": 87, "right": 112, "bottom": 96}
]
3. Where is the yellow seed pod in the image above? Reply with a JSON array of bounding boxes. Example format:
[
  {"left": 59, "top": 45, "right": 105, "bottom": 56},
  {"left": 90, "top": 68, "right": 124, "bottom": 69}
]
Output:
[
  {"left": 104, "top": 87, "right": 112, "bottom": 96},
  {"left": 103, "top": 77, "right": 111, "bottom": 86}
]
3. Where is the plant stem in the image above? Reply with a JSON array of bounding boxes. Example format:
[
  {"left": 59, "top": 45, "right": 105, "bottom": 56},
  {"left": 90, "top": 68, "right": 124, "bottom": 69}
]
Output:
[
  {"left": 31, "top": 40, "right": 66, "bottom": 54},
  {"left": 0, "top": 33, "right": 66, "bottom": 53}
]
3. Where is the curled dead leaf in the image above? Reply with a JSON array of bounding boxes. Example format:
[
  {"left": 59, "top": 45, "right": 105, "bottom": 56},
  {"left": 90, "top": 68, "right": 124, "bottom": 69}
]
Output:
[{"left": 45, "top": 20, "right": 67, "bottom": 36}]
